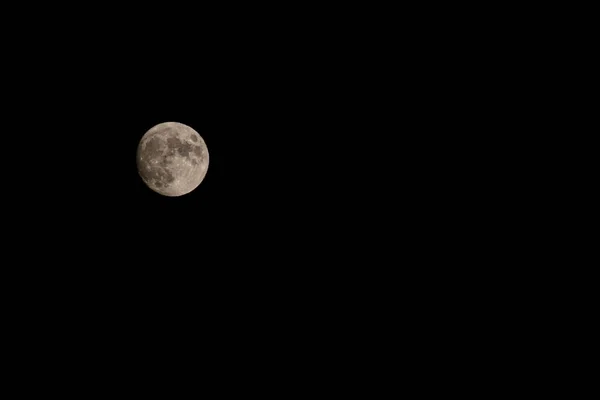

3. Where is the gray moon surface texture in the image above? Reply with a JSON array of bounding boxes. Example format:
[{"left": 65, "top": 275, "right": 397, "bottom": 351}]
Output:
[{"left": 137, "top": 122, "right": 209, "bottom": 197}]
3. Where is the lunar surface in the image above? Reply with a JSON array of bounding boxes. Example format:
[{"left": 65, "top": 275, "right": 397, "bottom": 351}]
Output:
[{"left": 137, "top": 122, "right": 209, "bottom": 196}]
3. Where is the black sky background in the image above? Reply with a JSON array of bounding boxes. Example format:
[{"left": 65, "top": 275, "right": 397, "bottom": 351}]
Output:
[
  {"left": 4, "top": 5, "right": 401, "bottom": 324},
  {"left": 7, "top": 2, "right": 517, "bottom": 376},
  {"left": 0, "top": 4, "right": 558, "bottom": 389},
  {"left": 4, "top": 3, "right": 498, "bottom": 311},
  {"left": 0, "top": 4, "right": 544, "bottom": 389}
]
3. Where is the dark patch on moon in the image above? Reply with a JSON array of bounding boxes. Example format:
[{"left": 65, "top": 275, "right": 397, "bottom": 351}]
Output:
[
  {"left": 138, "top": 136, "right": 175, "bottom": 186},
  {"left": 144, "top": 137, "right": 164, "bottom": 159},
  {"left": 190, "top": 135, "right": 198, "bottom": 142},
  {"left": 161, "top": 169, "right": 175, "bottom": 183},
  {"left": 193, "top": 145, "right": 203, "bottom": 158},
  {"left": 166, "top": 135, "right": 195, "bottom": 158},
  {"left": 177, "top": 142, "right": 194, "bottom": 158},
  {"left": 166, "top": 136, "right": 181, "bottom": 149}
]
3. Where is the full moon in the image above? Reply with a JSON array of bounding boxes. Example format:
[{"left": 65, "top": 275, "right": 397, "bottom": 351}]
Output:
[{"left": 137, "top": 122, "right": 209, "bottom": 196}]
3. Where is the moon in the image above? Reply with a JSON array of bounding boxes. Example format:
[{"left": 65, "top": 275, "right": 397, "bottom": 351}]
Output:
[{"left": 137, "top": 122, "right": 209, "bottom": 196}]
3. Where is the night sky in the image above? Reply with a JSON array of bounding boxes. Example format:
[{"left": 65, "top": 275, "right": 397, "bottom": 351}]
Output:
[
  {"left": 4, "top": 7, "right": 397, "bottom": 370},
  {"left": 1, "top": 4, "right": 525, "bottom": 387},
  {"left": 9, "top": 11, "right": 372, "bottom": 290}
]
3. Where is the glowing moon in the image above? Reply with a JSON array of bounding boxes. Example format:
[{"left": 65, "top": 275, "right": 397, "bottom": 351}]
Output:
[{"left": 137, "top": 122, "right": 209, "bottom": 196}]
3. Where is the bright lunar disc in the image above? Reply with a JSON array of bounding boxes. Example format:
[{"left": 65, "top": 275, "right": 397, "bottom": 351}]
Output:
[{"left": 137, "top": 122, "right": 209, "bottom": 196}]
